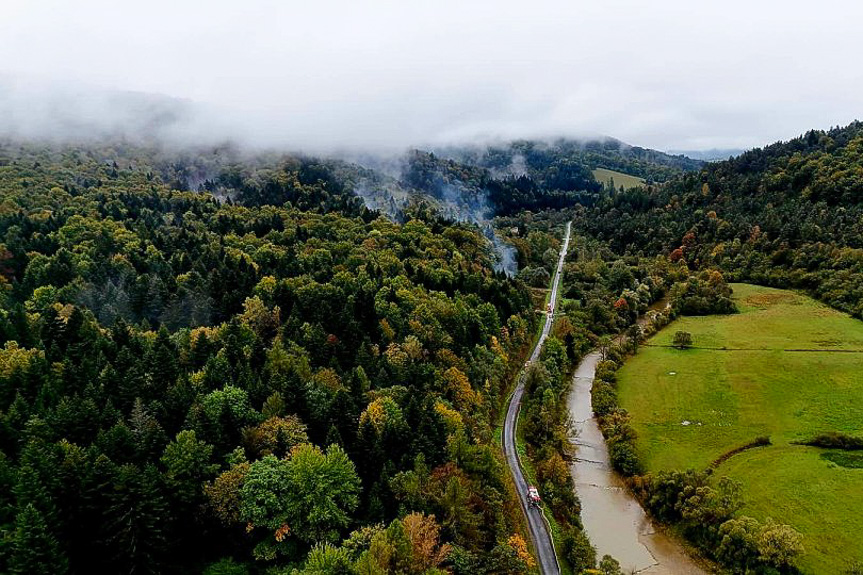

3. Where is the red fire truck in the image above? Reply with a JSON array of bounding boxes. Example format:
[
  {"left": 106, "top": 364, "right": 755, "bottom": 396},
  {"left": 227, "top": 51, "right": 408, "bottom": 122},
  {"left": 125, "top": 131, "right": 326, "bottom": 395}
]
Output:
[{"left": 527, "top": 486, "right": 541, "bottom": 508}]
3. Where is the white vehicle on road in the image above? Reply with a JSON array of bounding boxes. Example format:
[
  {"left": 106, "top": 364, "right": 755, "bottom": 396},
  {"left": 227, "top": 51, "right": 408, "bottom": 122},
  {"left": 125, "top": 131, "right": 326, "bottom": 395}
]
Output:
[{"left": 528, "top": 486, "right": 541, "bottom": 508}]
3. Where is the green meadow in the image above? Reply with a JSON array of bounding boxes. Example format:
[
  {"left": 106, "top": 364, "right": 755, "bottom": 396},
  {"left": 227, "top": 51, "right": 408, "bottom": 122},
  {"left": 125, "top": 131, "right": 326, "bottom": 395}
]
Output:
[
  {"left": 617, "top": 284, "right": 863, "bottom": 573},
  {"left": 591, "top": 167, "right": 645, "bottom": 190}
]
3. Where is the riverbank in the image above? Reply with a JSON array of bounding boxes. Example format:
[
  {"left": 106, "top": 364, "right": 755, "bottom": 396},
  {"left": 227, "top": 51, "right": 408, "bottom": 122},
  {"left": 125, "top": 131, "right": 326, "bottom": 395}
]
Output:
[
  {"left": 616, "top": 283, "right": 863, "bottom": 573},
  {"left": 568, "top": 350, "right": 707, "bottom": 574}
]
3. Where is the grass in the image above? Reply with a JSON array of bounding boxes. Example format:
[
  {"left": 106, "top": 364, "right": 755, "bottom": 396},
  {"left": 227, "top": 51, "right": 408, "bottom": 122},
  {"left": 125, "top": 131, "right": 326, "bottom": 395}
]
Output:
[
  {"left": 820, "top": 450, "right": 863, "bottom": 469},
  {"left": 616, "top": 283, "right": 863, "bottom": 574},
  {"left": 592, "top": 167, "right": 645, "bottom": 190},
  {"left": 720, "top": 446, "right": 863, "bottom": 573}
]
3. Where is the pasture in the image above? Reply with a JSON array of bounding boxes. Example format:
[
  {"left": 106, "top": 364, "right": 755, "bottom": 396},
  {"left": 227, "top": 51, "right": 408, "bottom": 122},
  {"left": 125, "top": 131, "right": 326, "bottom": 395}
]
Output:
[
  {"left": 591, "top": 167, "right": 645, "bottom": 190},
  {"left": 617, "top": 283, "right": 863, "bottom": 573}
]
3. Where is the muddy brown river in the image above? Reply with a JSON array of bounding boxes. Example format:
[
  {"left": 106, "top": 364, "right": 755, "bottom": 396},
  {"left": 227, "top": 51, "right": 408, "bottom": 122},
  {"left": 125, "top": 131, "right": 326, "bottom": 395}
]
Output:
[{"left": 568, "top": 351, "right": 708, "bottom": 574}]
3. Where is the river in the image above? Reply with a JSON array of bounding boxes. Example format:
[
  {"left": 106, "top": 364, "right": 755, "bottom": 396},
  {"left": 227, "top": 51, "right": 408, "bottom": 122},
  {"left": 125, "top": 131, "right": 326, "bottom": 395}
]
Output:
[{"left": 568, "top": 350, "right": 708, "bottom": 574}]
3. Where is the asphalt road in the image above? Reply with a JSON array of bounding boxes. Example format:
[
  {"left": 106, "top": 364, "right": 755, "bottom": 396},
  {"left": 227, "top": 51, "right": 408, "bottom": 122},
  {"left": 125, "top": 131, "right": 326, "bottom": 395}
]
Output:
[{"left": 502, "top": 221, "right": 570, "bottom": 575}]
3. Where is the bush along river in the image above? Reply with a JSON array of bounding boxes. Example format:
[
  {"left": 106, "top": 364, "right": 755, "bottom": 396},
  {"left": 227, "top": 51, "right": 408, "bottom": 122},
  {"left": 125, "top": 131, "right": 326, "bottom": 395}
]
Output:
[{"left": 567, "top": 351, "right": 708, "bottom": 574}]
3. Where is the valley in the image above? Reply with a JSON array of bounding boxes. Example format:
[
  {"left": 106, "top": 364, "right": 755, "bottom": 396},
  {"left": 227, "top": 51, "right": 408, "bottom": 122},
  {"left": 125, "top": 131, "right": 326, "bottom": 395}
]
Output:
[
  {"left": 0, "top": 122, "right": 861, "bottom": 574},
  {"left": 3, "top": 3, "right": 863, "bottom": 573}
]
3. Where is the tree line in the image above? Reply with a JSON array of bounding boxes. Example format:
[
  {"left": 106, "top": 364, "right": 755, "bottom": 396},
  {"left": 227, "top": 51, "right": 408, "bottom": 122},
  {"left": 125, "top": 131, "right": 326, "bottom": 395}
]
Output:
[{"left": 577, "top": 121, "right": 863, "bottom": 318}]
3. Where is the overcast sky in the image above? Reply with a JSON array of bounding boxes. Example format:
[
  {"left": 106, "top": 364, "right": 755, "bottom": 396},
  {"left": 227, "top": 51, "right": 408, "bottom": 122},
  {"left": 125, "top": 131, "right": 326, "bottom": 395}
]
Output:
[{"left": 1, "top": 0, "right": 862, "bottom": 152}]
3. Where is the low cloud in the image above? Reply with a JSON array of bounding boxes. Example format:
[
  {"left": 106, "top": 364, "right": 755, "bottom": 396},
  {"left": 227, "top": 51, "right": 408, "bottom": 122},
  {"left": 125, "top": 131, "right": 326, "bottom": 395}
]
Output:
[{"left": 1, "top": 0, "right": 862, "bottom": 152}]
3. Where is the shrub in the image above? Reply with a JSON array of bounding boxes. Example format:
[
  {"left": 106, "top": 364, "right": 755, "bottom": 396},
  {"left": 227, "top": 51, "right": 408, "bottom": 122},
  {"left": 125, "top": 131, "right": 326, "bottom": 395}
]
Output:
[
  {"left": 673, "top": 330, "right": 693, "bottom": 348},
  {"left": 561, "top": 526, "right": 596, "bottom": 573},
  {"left": 203, "top": 558, "right": 250, "bottom": 575},
  {"left": 756, "top": 520, "right": 804, "bottom": 570},
  {"left": 592, "top": 380, "right": 617, "bottom": 418},
  {"left": 607, "top": 439, "right": 643, "bottom": 476},
  {"left": 795, "top": 431, "right": 863, "bottom": 450},
  {"left": 669, "top": 271, "right": 736, "bottom": 316},
  {"left": 598, "top": 554, "right": 623, "bottom": 575},
  {"left": 716, "top": 516, "right": 761, "bottom": 572},
  {"left": 594, "top": 360, "right": 618, "bottom": 382}
]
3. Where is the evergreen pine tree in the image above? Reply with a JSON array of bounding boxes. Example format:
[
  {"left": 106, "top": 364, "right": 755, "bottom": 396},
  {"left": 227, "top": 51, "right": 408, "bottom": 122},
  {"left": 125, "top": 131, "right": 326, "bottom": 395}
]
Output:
[{"left": 9, "top": 503, "right": 68, "bottom": 575}]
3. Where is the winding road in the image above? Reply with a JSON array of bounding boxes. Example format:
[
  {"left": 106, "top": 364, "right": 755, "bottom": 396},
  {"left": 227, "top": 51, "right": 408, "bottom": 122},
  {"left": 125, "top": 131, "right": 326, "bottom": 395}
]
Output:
[{"left": 502, "top": 221, "right": 570, "bottom": 575}]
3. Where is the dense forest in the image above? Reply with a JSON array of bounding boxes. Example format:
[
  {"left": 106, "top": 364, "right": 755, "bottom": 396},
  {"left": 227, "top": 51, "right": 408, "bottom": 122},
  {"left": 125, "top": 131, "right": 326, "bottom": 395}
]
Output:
[
  {"left": 352, "top": 137, "right": 702, "bottom": 221},
  {"left": 437, "top": 138, "right": 703, "bottom": 185},
  {"left": 579, "top": 122, "right": 863, "bottom": 317},
  {"left": 0, "top": 140, "right": 547, "bottom": 574},
  {"left": 0, "top": 118, "right": 860, "bottom": 575},
  {"left": 1, "top": 136, "right": 687, "bottom": 575}
]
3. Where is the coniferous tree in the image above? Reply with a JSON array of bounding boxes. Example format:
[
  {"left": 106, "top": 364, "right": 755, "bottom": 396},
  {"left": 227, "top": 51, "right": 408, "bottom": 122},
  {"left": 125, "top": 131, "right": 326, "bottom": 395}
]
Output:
[
  {"left": 9, "top": 503, "right": 68, "bottom": 575},
  {"left": 104, "top": 464, "right": 168, "bottom": 575}
]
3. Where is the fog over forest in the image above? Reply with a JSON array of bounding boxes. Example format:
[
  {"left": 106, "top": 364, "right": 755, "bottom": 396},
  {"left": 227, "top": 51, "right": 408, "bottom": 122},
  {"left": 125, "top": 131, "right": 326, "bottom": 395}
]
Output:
[
  {"left": 2, "top": 3, "right": 863, "bottom": 575},
  {"left": 3, "top": 0, "right": 863, "bottom": 153}
]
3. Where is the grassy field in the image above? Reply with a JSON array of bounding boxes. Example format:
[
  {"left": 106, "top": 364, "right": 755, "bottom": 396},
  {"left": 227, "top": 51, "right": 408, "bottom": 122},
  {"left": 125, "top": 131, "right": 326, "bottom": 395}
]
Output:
[
  {"left": 617, "top": 284, "right": 863, "bottom": 573},
  {"left": 592, "top": 167, "right": 645, "bottom": 190}
]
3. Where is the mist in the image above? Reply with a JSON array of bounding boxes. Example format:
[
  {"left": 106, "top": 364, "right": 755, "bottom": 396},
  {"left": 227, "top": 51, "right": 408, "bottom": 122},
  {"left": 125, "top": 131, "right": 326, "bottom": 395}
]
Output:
[
  {"left": 2, "top": 0, "right": 863, "bottom": 153},
  {"left": 343, "top": 151, "right": 520, "bottom": 276},
  {"left": 2, "top": 0, "right": 862, "bottom": 276}
]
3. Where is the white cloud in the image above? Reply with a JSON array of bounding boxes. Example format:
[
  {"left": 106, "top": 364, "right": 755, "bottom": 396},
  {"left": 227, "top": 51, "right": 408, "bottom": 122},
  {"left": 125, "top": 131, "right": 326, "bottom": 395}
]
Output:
[{"left": 1, "top": 0, "right": 861, "bottom": 151}]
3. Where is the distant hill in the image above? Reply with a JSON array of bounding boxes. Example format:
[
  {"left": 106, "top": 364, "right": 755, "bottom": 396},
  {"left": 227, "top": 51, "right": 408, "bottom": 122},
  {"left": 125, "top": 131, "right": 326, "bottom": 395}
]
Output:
[
  {"left": 436, "top": 137, "right": 703, "bottom": 184},
  {"left": 0, "top": 76, "right": 210, "bottom": 144},
  {"left": 342, "top": 136, "right": 704, "bottom": 222},
  {"left": 0, "top": 77, "right": 703, "bottom": 219},
  {"left": 667, "top": 148, "right": 745, "bottom": 161}
]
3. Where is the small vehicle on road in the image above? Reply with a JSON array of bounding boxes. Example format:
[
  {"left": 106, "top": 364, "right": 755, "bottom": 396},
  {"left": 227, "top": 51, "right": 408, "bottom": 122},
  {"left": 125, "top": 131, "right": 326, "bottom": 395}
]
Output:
[{"left": 527, "top": 486, "right": 541, "bottom": 508}]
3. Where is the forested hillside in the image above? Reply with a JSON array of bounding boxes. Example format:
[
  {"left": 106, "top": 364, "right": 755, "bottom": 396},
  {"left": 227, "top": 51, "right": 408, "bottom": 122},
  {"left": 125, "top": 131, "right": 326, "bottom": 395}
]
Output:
[
  {"left": 438, "top": 138, "right": 703, "bottom": 185},
  {"left": 1, "top": 119, "right": 859, "bottom": 575},
  {"left": 580, "top": 121, "right": 863, "bottom": 317},
  {"left": 0, "top": 140, "right": 545, "bottom": 574},
  {"left": 5, "top": 1, "right": 862, "bottom": 574},
  {"left": 354, "top": 138, "right": 702, "bottom": 221}
]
